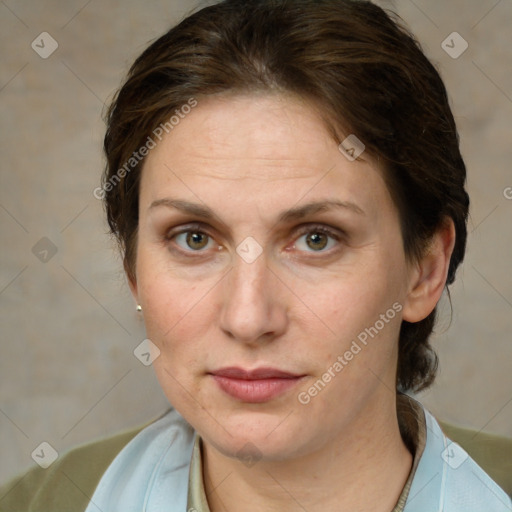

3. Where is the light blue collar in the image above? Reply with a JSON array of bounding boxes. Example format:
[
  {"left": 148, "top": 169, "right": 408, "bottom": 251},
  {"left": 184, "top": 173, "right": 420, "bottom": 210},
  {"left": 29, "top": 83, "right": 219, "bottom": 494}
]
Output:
[
  {"left": 404, "top": 408, "right": 511, "bottom": 511},
  {"left": 84, "top": 408, "right": 194, "bottom": 512},
  {"left": 85, "top": 404, "right": 511, "bottom": 512}
]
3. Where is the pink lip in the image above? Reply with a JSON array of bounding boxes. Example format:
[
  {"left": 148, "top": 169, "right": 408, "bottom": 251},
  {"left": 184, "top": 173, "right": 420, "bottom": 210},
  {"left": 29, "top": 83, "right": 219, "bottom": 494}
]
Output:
[{"left": 209, "top": 366, "right": 305, "bottom": 403}]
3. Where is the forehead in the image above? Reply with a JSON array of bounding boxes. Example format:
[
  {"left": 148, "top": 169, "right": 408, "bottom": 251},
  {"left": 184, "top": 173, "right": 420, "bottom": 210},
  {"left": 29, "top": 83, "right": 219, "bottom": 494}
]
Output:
[
  {"left": 145, "top": 93, "right": 345, "bottom": 177},
  {"left": 139, "top": 93, "right": 391, "bottom": 219}
]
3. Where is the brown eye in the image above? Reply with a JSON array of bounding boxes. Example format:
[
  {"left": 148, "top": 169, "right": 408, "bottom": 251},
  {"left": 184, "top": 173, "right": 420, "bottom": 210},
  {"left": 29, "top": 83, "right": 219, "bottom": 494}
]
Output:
[
  {"left": 173, "top": 231, "right": 214, "bottom": 251},
  {"left": 186, "top": 232, "right": 209, "bottom": 250},
  {"left": 294, "top": 227, "right": 340, "bottom": 253},
  {"left": 305, "top": 232, "right": 329, "bottom": 251}
]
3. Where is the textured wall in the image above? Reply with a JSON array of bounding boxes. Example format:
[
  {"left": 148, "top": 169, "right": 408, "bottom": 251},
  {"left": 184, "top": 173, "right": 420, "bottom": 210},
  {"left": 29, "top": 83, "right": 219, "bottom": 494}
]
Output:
[{"left": 1, "top": 0, "right": 511, "bottom": 483}]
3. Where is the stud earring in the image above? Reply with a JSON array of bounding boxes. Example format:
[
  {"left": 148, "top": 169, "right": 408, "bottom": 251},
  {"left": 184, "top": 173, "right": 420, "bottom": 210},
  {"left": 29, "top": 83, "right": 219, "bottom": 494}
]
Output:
[{"left": 136, "top": 304, "right": 142, "bottom": 312}]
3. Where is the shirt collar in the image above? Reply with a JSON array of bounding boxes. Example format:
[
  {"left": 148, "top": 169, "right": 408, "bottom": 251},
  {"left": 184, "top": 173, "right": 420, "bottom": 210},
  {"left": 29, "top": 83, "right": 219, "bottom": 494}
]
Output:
[{"left": 187, "top": 394, "right": 428, "bottom": 512}]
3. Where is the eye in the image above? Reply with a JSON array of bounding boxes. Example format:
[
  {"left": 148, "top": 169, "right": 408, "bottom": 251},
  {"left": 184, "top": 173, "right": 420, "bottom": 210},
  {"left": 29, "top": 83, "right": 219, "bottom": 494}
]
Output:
[
  {"left": 173, "top": 230, "right": 215, "bottom": 251},
  {"left": 294, "top": 227, "right": 339, "bottom": 253}
]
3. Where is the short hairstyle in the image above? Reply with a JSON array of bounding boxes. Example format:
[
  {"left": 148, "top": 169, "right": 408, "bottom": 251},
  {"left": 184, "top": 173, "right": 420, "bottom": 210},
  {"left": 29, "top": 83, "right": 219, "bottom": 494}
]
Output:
[{"left": 102, "top": 0, "right": 469, "bottom": 393}]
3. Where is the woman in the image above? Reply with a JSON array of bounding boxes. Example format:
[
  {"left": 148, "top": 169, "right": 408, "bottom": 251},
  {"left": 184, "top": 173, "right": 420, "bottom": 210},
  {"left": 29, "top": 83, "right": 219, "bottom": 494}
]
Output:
[{"left": 1, "top": 0, "right": 510, "bottom": 511}]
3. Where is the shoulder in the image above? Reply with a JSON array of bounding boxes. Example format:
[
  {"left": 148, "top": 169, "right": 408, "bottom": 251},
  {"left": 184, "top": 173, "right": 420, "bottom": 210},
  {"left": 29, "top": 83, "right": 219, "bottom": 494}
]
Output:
[
  {"left": 0, "top": 422, "right": 147, "bottom": 512},
  {"left": 439, "top": 420, "right": 512, "bottom": 497},
  {"left": 439, "top": 440, "right": 512, "bottom": 511},
  {"left": 410, "top": 410, "right": 512, "bottom": 511}
]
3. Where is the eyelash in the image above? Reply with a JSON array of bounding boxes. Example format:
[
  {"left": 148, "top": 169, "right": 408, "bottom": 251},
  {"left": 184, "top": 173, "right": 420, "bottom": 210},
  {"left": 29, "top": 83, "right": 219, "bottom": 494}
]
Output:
[{"left": 165, "top": 223, "right": 344, "bottom": 258}]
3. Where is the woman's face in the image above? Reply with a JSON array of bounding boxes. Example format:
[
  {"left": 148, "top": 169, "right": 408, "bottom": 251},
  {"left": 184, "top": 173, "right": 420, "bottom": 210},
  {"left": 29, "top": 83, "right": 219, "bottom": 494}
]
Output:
[{"left": 133, "top": 93, "right": 415, "bottom": 461}]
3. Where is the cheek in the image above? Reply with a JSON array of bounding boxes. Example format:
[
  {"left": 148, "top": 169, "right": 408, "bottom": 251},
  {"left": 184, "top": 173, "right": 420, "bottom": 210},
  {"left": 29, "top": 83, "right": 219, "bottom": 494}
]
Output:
[
  {"left": 302, "top": 260, "right": 403, "bottom": 336},
  {"left": 295, "top": 279, "right": 403, "bottom": 418},
  {"left": 140, "top": 269, "right": 215, "bottom": 409},
  {"left": 136, "top": 252, "right": 217, "bottom": 357},
  {"left": 293, "top": 256, "right": 406, "bottom": 392}
]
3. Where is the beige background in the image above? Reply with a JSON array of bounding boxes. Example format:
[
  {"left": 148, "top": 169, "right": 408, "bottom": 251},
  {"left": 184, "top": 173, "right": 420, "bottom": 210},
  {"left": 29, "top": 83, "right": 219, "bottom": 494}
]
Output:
[{"left": 1, "top": 0, "right": 511, "bottom": 483}]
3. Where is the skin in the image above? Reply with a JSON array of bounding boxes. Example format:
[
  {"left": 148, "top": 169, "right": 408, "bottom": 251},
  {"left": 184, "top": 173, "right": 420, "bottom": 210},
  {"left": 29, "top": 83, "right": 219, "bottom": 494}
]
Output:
[{"left": 130, "top": 93, "right": 455, "bottom": 511}]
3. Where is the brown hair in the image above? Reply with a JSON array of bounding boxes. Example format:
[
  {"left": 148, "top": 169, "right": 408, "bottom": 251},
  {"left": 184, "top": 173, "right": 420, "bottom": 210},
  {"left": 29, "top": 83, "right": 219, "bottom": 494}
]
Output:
[{"left": 102, "top": 0, "right": 469, "bottom": 392}]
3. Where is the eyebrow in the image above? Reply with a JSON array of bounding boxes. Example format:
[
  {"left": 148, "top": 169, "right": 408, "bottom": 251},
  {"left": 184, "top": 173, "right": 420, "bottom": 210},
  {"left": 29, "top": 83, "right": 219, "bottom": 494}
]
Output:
[{"left": 149, "top": 198, "right": 365, "bottom": 222}]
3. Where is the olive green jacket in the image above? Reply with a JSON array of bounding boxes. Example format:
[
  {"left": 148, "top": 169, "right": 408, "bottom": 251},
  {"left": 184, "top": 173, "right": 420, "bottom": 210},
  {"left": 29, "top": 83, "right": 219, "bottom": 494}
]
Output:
[{"left": 1, "top": 420, "right": 511, "bottom": 511}]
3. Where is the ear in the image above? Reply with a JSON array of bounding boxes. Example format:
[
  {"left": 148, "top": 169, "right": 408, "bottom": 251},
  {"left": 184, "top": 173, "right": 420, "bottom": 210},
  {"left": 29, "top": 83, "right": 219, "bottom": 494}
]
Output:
[{"left": 402, "top": 218, "right": 456, "bottom": 323}]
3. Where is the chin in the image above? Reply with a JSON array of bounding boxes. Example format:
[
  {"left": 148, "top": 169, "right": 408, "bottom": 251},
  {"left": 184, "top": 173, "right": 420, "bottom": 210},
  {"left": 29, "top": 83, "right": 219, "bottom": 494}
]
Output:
[
  {"left": 207, "top": 431, "right": 299, "bottom": 463},
  {"left": 197, "top": 408, "right": 318, "bottom": 463}
]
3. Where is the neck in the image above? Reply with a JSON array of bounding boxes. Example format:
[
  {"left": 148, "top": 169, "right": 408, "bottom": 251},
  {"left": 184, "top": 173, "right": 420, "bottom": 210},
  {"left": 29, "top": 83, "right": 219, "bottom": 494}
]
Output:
[{"left": 202, "top": 393, "right": 413, "bottom": 512}]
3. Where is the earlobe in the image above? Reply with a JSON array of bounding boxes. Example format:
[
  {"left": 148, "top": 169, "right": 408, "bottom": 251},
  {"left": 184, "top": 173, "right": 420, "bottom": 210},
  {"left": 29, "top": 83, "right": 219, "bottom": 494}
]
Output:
[
  {"left": 128, "top": 278, "right": 141, "bottom": 313},
  {"left": 125, "top": 259, "right": 139, "bottom": 304},
  {"left": 402, "top": 219, "right": 456, "bottom": 323}
]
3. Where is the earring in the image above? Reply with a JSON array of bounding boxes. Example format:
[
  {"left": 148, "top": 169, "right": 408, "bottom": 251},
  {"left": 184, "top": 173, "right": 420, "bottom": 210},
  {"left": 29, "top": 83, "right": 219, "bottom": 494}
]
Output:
[{"left": 136, "top": 304, "right": 142, "bottom": 312}]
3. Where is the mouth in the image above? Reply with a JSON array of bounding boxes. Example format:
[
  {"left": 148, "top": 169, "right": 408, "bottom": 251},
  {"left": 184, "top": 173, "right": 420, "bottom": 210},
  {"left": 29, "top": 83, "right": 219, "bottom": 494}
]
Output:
[{"left": 209, "top": 366, "right": 306, "bottom": 403}]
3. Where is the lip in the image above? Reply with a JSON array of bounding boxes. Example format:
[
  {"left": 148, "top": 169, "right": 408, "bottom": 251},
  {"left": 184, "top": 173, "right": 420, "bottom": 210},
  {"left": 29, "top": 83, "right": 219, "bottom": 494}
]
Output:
[{"left": 209, "top": 366, "right": 305, "bottom": 403}]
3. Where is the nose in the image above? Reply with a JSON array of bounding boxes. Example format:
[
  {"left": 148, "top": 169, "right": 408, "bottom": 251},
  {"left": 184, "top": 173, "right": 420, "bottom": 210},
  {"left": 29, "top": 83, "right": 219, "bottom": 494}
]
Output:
[{"left": 219, "top": 253, "right": 288, "bottom": 345}]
